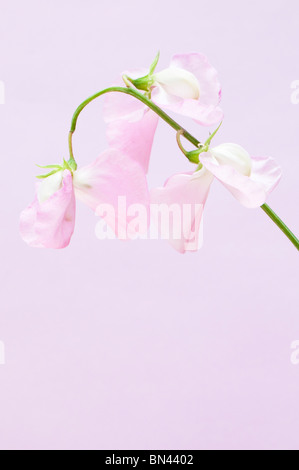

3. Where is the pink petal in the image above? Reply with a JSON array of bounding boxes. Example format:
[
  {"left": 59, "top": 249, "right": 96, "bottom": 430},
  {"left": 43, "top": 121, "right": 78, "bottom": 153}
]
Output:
[
  {"left": 153, "top": 52, "right": 223, "bottom": 126},
  {"left": 153, "top": 92, "right": 224, "bottom": 126},
  {"left": 250, "top": 155, "right": 282, "bottom": 196},
  {"left": 171, "top": 53, "right": 222, "bottom": 107},
  {"left": 106, "top": 108, "right": 158, "bottom": 173},
  {"left": 150, "top": 169, "right": 214, "bottom": 253},
  {"left": 20, "top": 170, "right": 76, "bottom": 249},
  {"left": 103, "top": 69, "right": 159, "bottom": 173},
  {"left": 200, "top": 152, "right": 281, "bottom": 208},
  {"left": 103, "top": 68, "right": 148, "bottom": 123},
  {"left": 73, "top": 149, "right": 150, "bottom": 238}
]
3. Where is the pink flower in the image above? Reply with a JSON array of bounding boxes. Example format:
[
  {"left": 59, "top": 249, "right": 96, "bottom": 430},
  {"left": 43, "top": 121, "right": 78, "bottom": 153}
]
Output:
[
  {"left": 151, "top": 167, "right": 214, "bottom": 253},
  {"left": 151, "top": 53, "right": 223, "bottom": 126},
  {"left": 20, "top": 150, "right": 149, "bottom": 249},
  {"left": 104, "top": 69, "right": 159, "bottom": 174},
  {"left": 104, "top": 53, "right": 223, "bottom": 172},
  {"left": 151, "top": 143, "right": 281, "bottom": 253},
  {"left": 20, "top": 170, "right": 76, "bottom": 249},
  {"left": 199, "top": 143, "right": 282, "bottom": 208}
]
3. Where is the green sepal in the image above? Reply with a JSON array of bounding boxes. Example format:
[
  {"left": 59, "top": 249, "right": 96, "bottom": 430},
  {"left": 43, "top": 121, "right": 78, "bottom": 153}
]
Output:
[
  {"left": 204, "top": 122, "right": 222, "bottom": 148},
  {"left": 35, "top": 156, "right": 78, "bottom": 180},
  {"left": 36, "top": 169, "right": 62, "bottom": 179},
  {"left": 149, "top": 51, "right": 160, "bottom": 75},
  {"left": 186, "top": 150, "right": 200, "bottom": 164},
  {"left": 126, "top": 52, "right": 160, "bottom": 92},
  {"left": 195, "top": 162, "right": 203, "bottom": 172},
  {"left": 66, "top": 158, "right": 78, "bottom": 172},
  {"left": 129, "top": 74, "right": 154, "bottom": 92},
  {"left": 36, "top": 164, "right": 62, "bottom": 170}
]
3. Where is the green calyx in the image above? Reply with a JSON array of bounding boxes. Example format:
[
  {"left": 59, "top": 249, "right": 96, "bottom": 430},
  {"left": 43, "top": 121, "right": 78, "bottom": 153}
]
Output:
[
  {"left": 176, "top": 122, "right": 223, "bottom": 166},
  {"left": 36, "top": 158, "right": 77, "bottom": 179},
  {"left": 199, "top": 121, "right": 223, "bottom": 154},
  {"left": 123, "top": 51, "right": 160, "bottom": 93},
  {"left": 127, "top": 75, "right": 155, "bottom": 92}
]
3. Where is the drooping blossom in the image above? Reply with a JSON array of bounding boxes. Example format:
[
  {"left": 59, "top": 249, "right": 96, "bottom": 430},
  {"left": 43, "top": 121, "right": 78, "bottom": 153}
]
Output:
[
  {"left": 104, "top": 69, "right": 159, "bottom": 174},
  {"left": 151, "top": 53, "right": 223, "bottom": 126},
  {"left": 20, "top": 170, "right": 76, "bottom": 249},
  {"left": 20, "top": 150, "right": 150, "bottom": 249},
  {"left": 151, "top": 143, "right": 281, "bottom": 253},
  {"left": 199, "top": 143, "right": 282, "bottom": 208},
  {"left": 151, "top": 167, "right": 214, "bottom": 253},
  {"left": 104, "top": 53, "right": 223, "bottom": 173}
]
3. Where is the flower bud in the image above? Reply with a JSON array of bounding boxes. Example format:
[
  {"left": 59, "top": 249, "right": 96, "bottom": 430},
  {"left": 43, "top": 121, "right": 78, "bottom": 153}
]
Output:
[
  {"left": 211, "top": 143, "right": 252, "bottom": 176},
  {"left": 154, "top": 67, "right": 200, "bottom": 100}
]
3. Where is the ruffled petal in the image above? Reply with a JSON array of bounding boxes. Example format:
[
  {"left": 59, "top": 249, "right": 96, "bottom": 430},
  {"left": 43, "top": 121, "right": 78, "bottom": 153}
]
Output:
[
  {"left": 103, "top": 69, "right": 158, "bottom": 173},
  {"left": 171, "top": 53, "right": 222, "bottom": 107},
  {"left": 150, "top": 168, "right": 214, "bottom": 253},
  {"left": 20, "top": 170, "right": 76, "bottom": 249},
  {"left": 152, "top": 92, "right": 224, "bottom": 126},
  {"left": 106, "top": 108, "right": 158, "bottom": 173},
  {"left": 153, "top": 53, "right": 223, "bottom": 126},
  {"left": 200, "top": 151, "right": 281, "bottom": 208},
  {"left": 73, "top": 149, "right": 150, "bottom": 238},
  {"left": 250, "top": 155, "right": 282, "bottom": 196}
]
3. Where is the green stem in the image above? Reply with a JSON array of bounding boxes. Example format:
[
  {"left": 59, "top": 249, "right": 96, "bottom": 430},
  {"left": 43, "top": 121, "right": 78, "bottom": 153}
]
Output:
[
  {"left": 69, "top": 86, "right": 201, "bottom": 147},
  {"left": 261, "top": 204, "right": 299, "bottom": 250},
  {"left": 176, "top": 130, "right": 201, "bottom": 164},
  {"left": 68, "top": 131, "right": 75, "bottom": 164},
  {"left": 69, "top": 85, "right": 299, "bottom": 251}
]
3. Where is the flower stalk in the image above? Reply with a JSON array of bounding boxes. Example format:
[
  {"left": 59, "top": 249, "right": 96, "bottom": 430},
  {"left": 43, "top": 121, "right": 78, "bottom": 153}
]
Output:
[
  {"left": 69, "top": 86, "right": 202, "bottom": 160},
  {"left": 68, "top": 85, "right": 299, "bottom": 251},
  {"left": 261, "top": 204, "right": 299, "bottom": 250}
]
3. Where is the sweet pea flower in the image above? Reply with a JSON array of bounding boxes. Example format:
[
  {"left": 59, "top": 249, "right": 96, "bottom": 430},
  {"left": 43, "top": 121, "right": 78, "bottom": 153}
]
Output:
[
  {"left": 104, "top": 53, "right": 223, "bottom": 173},
  {"left": 151, "top": 143, "right": 282, "bottom": 253},
  {"left": 151, "top": 53, "right": 223, "bottom": 126},
  {"left": 199, "top": 143, "right": 282, "bottom": 208},
  {"left": 20, "top": 150, "right": 149, "bottom": 249},
  {"left": 151, "top": 167, "right": 214, "bottom": 253}
]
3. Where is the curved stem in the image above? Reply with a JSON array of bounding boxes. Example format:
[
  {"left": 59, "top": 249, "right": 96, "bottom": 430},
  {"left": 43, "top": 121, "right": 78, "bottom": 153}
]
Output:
[
  {"left": 261, "top": 204, "right": 299, "bottom": 250},
  {"left": 68, "top": 130, "right": 74, "bottom": 161},
  {"left": 69, "top": 86, "right": 201, "bottom": 147},
  {"left": 176, "top": 130, "right": 201, "bottom": 164},
  {"left": 68, "top": 85, "right": 299, "bottom": 251}
]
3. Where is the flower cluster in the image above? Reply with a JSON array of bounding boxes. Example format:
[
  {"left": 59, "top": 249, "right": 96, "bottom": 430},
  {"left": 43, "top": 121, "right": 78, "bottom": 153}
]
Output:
[{"left": 20, "top": 52, "right": 282, "bottom": 253}]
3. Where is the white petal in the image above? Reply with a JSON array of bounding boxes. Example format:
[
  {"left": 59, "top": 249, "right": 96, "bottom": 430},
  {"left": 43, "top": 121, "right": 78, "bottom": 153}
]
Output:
[
  {"left": 37, "top": 171, "right": 64, "bottom": 203},
  {"left": 73, "top": 168, "right": 93, "bottom": 190},
  {"left": 154, "top": 67, "right": 200, "bottom": 100},
  {"left": 211, "top": 143, "right": 252, "bottom": 176}
]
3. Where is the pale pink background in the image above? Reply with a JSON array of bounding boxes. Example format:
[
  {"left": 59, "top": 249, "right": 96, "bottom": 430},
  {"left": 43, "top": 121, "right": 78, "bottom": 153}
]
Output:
[{"left": 0, "top": 0, "right": 298, "bottom": 450}]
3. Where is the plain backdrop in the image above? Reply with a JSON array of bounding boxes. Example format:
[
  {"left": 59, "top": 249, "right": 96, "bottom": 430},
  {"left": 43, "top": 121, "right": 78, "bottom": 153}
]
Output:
[{"left": 0, "top": 0, "right": 298, "bottom": 450}]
